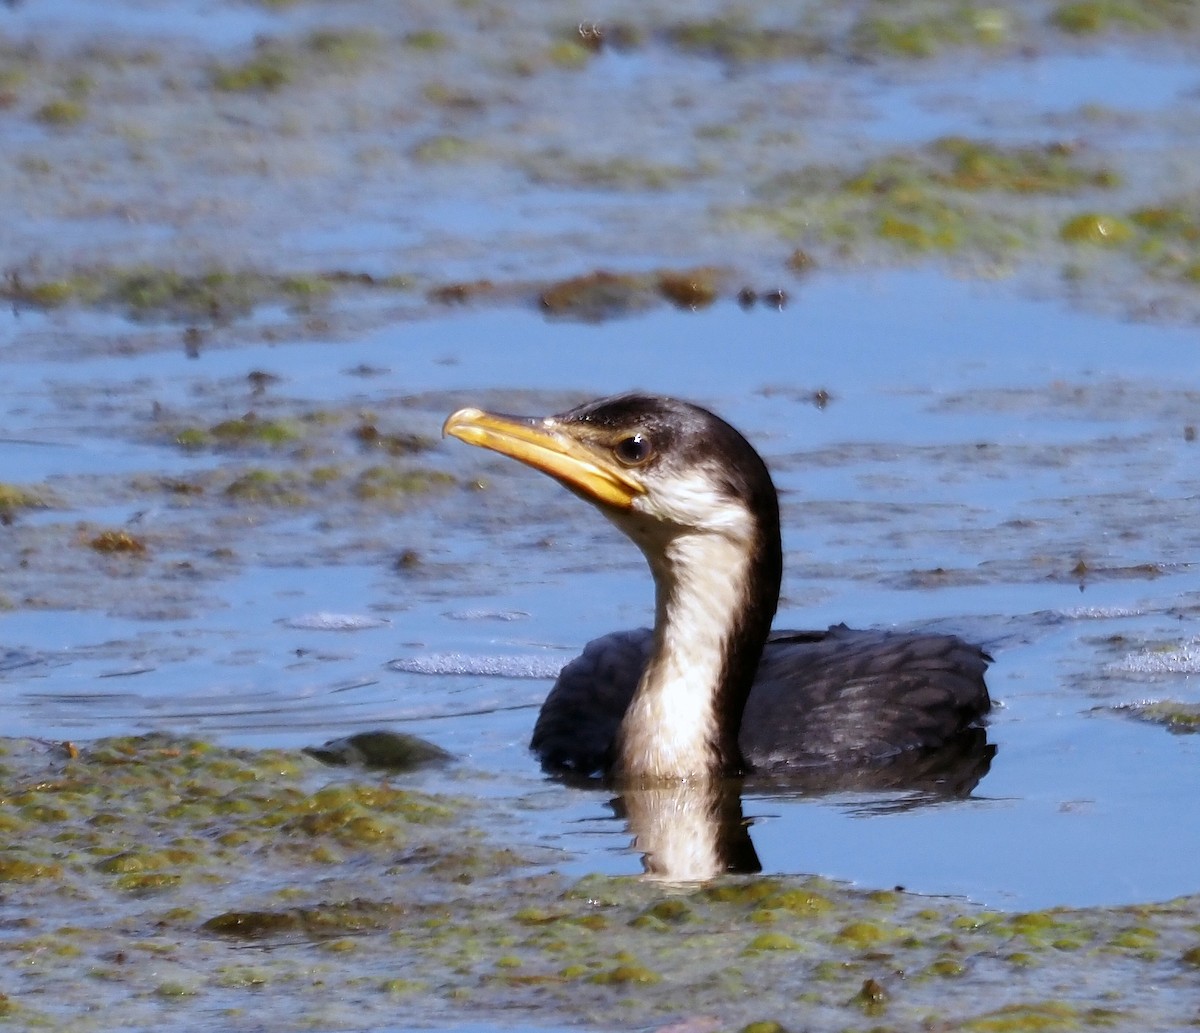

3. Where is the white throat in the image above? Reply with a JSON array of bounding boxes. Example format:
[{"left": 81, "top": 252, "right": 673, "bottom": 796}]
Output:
[{"left": 614, "top": 527, "right": 753, "bottom": 781}]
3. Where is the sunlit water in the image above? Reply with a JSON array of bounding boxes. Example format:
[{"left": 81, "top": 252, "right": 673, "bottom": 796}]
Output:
[{"left": 3, "top": 270, "right": 1198, "bottom": 911}]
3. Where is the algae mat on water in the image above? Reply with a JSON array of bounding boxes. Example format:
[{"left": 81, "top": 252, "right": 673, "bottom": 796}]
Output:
[
  {"left": 7, "top": 1, "right": 1200, "bottom": 326},
  {"left": 0, "top": 734, "right": 1198, "bottom": 1031}
]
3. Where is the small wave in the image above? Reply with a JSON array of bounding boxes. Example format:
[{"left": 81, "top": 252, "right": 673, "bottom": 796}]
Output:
[
  {"left": 1108, "top": 641, "right": 1200, "bottom": 675},
  {"left": 1056, "top": 606, "right": 1144, "bottom": 620},
  {"left": 282, "top": 612, "right": 392, "bottom": 631},
  {"left": 442, "top": 609, "right": 531, "bottom": 622},
  {"left": 388, "top": 653, "right": 565, "bottom": 679}
]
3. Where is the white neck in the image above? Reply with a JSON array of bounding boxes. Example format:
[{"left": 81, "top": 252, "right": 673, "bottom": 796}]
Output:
[{"left": 614, "top": 530, "right": 752, "bottom": 781}]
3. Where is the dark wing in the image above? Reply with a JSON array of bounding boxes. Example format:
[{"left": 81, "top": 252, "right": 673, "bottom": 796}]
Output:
[
  {"left": 742, "top": 623, "right": 991, "bottom": 770},
  {"left": 531, "top": 624, "right": 992, "bottom": 784},
  {"left": 531, "top": 628, "right": 653, "bottom": 777}
]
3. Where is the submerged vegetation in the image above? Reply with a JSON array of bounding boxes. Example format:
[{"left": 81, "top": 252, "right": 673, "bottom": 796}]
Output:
[
  {"left": 209, "top": 28, "right": 381, "bottom": 92},
  {"left": 851, "top": 5, "right": 1017, "bottom": 57},
  {"left": 733, "top": 136, "right": 1124, "bottom": 260},
  {"left": 0, "top": 483, "right": 50, "bottom": 521},
  {"left": 174, "top": 413, "right": 304, "bottom": 450},
  {"left": 2, "top": 1, "right": 1200, "bottom": 323},
  {"left": 1115, "top": 699, "right": 1200, "bottom": 733},
  {"left": 7, "top": 122, "right": 1190, "bottom": 324},
  {"left": 0, "top": 265, "right": 421, "bottom": 322},
  {"left": 0, "top": 266, "right": 341, "bottom": 322},
  {"left": 664, "top": 16, "right": 826, "bottom": 62},
  {"left": 1, "top": 733, "right": 1199, "bottom": 1031}
]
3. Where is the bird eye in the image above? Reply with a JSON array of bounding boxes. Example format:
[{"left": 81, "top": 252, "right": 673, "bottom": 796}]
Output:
[{"left": 614, "top": 432, "right": 652, "bottom": 465}]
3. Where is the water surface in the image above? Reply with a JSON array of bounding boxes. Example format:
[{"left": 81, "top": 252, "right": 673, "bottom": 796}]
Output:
[{"left": 3, "top": 271, "right": 1198, "bottom": 910}]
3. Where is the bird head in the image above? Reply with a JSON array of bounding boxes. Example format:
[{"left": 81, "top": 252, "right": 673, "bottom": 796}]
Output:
[{"left": 443, "top": 393, "right": 778, "bottom": 559}]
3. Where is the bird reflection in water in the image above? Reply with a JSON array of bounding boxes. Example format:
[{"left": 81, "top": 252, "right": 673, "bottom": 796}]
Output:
[
  {"left": 612, "top": 728, "right": 993, "bottom": 882},
  {"left": 614, "top": 778, "right": 761, "bottom": 881}
]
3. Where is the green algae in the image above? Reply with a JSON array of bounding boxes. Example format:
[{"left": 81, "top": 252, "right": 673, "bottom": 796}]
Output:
[
  {"left": 222, "top": 469, "right": 308, "bottom": 505},
  {"left": 305, "top": 29, "right": 380, "bottom": 68},
  {"left": 203, "top": 899, "right": 406, "bottom": 940},
  {"left": 0, "top": 735, "right": 465, "bottom": 917},
  {"left": 735, "top": 136, "right": 1107, "bottom": 260},
  {"left": 835, "top": 919, "right": 895, "bottom": 949},
  {"left": 210, "top": 29, "right": 379, "bottom": 92},
  {"left": 0, "top": 854, "right": 63, "bottom": 882},
  {"left": 411, "top": 135, "right": 484, "bottom": 164},
  {"left": 1061, "top": 213, "right": 1134, "bottom": 246},
  {"left": 3, "top": 0, "right": 1200, "bottom": 339},
  {"left": 587, "top": 961, "right": 662, "bottom": 985},
  {"left": 745, "top": 931, "right": 800, "bottom": 953},
  {"left": 422, "top": 81, "right": 484, "bottom": 109},
  {"left": 94, "top": 848, "right": 193, "bottom": 875},
  {"left": 1050, "top": 0, "right": 1175, "bottom": 34},
  {"left": 665, "top": 17, "right": 825, "bottom": 62},
  {"left": 404, "top": 30, "right": 449, "bottom": 51},
  {"left": 1, "top": 265, "right": 336, "bottom": 321},
  {"left": 167, "top": 444, "right": 459, "bottom": 513},
  {"left": 545, "top": 40, "right": 593, "bottom": 70},
  {"left": 177, "top": 414, "right": 303, "bottom": 450},
  {"left": 929, "top": 137, "right": 1119, "bottom": 194},
  {"left": 1107, "top": 926, "right": 1158, "bottom": 949},
  {"left": 528, "top": 153, "right": 697, "bottom": 191},
  {"left": 722, "top": 126, "right": 1200, "bottom": 284},
  {"left": 3, "top": 780, "right": 1198, "bottom": 1033},
  {"left": 116, "top": 269, "right": 269, "bottom": 320},
  {"left": 634, "top": 898, "right": 694, "bottom": 926},
  {"left": 352, "top": 466, "right": 455, "bottom": 501},
  {"left": 958, "top": 999, "right": 1130, "bottom": 1031},
  {"left": 352, "top": 422, "right": 436, "bottom": 456},
  {"left": 924, "top": 954, "right": 968, "bottom": 977},
  {"left": 211, "top": 50, "right": 292, "bottom": 91},
  {"left": 852, "top": 5, "right": 1015, "bottom": 58},
  {"left": 1114, "top": 700, "right": 1200, "bottom": 733},
  {"left": 34, "top": 97, "right": 87, "bottom": 125},
  {"left": 290, "top": 782, "right": 455, "bottom": 826},
  {"left": 842, "top": 137, "right": 1115, "bottom": 204},
  {"left": 0, "top": 483, "right": 50, "bottom": 518}
]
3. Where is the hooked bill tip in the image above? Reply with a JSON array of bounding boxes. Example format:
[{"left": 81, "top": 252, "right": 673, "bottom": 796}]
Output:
[{"left": 442, "top": 407, "right": 486, "bottom": 440}]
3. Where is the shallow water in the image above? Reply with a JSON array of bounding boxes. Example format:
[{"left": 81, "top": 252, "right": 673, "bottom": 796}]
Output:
[
  {"left": 3, "top": 270, "right": 1199, "bottom": 912},
  {"left": 5, "top": 7, "right": 1200, "bottom": 1027}
]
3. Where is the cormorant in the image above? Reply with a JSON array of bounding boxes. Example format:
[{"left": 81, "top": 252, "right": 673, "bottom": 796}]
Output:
[{"left": 444, "top": 393, "right": 991, "bottom": 785}]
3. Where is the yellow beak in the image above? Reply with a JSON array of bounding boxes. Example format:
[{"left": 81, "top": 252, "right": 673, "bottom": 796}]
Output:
[{"left": 443, "top": 406, "right": 646, "bottom": 510}]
